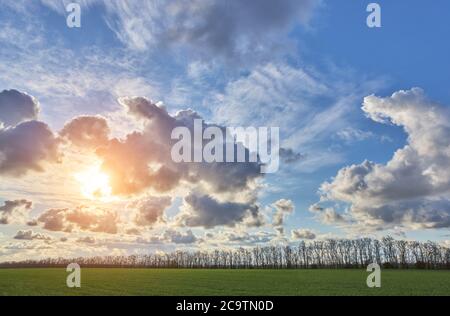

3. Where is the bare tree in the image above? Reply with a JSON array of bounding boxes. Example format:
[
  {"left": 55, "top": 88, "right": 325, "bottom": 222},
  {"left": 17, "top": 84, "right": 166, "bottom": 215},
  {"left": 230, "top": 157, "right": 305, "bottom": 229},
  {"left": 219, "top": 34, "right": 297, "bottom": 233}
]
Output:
[{"left": 1, "top": 237, "right": 448, "bottom": 270}]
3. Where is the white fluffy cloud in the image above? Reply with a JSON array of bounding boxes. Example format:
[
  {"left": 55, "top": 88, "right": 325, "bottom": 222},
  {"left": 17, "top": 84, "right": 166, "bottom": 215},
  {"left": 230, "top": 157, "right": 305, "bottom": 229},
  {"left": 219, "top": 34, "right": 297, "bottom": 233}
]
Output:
[{"left": 317, "top": 88, "right": 450, "bottom": 230}]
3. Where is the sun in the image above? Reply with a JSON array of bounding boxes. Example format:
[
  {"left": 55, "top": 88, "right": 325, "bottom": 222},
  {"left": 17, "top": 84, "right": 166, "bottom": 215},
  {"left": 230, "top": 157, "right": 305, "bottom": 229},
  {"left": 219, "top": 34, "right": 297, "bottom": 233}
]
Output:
[{"left": 74, "top": 165, "right": 113, "bottom": 200}]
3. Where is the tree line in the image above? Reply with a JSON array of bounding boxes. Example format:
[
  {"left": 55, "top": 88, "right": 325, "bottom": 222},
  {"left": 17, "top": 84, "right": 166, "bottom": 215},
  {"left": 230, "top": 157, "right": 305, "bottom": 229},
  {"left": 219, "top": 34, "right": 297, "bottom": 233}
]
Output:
[{"left": 1, "top": 237, "right": 449, "bottom": 269}]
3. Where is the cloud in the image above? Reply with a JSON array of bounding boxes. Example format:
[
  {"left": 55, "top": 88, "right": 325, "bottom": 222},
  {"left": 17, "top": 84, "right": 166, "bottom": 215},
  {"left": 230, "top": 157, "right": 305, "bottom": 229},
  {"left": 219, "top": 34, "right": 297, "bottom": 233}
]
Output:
[
  {"left": 211, "top": 63, "right": 329, "bottom": 128},
  {"left": 336, "top": 127, "right": 375, "bottom": 143},
  {"left": 317, "top": 88, "right": 450, "bottom": 230},
  {"left": 14, "top": 230, "right": 52, "bottom": 241},
  {"left": 132, "top": 196, "right": 172, "bottom": 227},
  {"left": 60, "top": 115, "right": 110, "bottom": 149},
  {"left": 37, "top": 208, "right": 70, "bottom": 232},
  {"left": 309, "top": 203, "right": 349, "bottom": 225},
  {"left": 223, "top": 231, "right": 276, "bottom": 245},
  {"left": 77, "top": 236, "right": 96, "bottom": 244},
  {"left": 96, "top": 96, "right": 262, "bottom": 198},
  {"left": 207, "top": 62, "right": 379, "bottom": 173},
  {"left": 202, "top": 230, "right": 277, "bottom": 246},
  {"left": 336, "top": 127, "right": 392, "bottom": 144},
  {"left": 179, "top": 193, "right": 261, "bottom": 229},
  {"left": 319, "top": 208, "right": 348, "bottom": 225},
  {"left": 0, "top": 89, "right": 40, "bottom": 127},
  {"left": 47, "top": 96, "right": 264, "bottom": 229},
  {"left": 0, "top": 120, "right": 60, "bottom": 176},
  {"left": 163, "top": 229, "right": 197, "bottom": 244},
  {"left": 272, "top": 199, "right": 295, "bottom": 234},
  {"left": 26, "top": 219, "right": 38, "bottom": 226},
  {"left": 279, "top": 148, "right": 305, "bottom": 163},
  {"left": 38, "top": 206, "right": 119, "bottom": 234},
  {"left": 125, "top": 228, "right": 141, "bottom": 236},
  {"left": 101, "top": 0, "right": 319, "bottom": 58},
  {"left": 0, "top": 199, "right": 32, "bottom": 224},
  {"left": 291, "top": 228, "right": 316, "bottom": 240}
]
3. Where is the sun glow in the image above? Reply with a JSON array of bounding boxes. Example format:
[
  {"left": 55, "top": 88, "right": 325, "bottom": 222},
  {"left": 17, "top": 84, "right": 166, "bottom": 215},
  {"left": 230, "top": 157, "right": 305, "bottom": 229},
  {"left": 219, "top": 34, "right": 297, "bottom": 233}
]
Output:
[{"left": 74, "top": 165, "right": 113, "bottom": 200}]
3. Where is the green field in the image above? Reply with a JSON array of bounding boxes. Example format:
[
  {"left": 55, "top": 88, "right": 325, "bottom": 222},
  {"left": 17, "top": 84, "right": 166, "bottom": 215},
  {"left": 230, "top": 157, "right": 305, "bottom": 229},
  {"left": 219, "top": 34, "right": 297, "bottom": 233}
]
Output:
[{"left": 0, "top": 268, "right": 449, "bottom": 296}]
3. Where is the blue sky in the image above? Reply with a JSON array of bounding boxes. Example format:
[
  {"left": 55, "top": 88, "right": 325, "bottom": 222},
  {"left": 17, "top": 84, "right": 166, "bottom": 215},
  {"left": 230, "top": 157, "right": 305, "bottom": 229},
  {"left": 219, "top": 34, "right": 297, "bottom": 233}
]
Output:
[{"left": 1, "top": 0, "right": 450, "bottom": 260}]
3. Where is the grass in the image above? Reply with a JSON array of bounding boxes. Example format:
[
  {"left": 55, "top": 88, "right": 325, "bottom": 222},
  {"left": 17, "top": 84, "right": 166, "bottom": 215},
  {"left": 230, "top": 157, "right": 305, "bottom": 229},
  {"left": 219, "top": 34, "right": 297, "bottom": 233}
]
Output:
[{"left": 0, "top": 268, "right": 449, "bottom": 296}]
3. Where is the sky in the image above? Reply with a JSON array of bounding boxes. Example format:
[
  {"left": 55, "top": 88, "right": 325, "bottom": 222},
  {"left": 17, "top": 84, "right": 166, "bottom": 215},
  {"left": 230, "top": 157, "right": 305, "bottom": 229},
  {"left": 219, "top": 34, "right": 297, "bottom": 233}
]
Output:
[{"left": 1, "top": 0, "right": 450, "bottom": 261}]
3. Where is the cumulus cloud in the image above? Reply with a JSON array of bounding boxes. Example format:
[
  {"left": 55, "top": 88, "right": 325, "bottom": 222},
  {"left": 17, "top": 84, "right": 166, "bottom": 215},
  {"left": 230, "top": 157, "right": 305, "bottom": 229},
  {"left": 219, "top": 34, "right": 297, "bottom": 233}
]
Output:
[
  {"left": 291, "top": 228, "right": 316, "bottom": 240},
  {"left": 319, "top": 208, "right": 348, "bottom": 225},
  {"left": 60, "top": 115, "right": 110, "bottom": 149},
  {"left": 97, "top": 96, "right": 262, "bottom": 197},
  {"left": 272, "top": 199, "right": 294, "bottom": 234},
  {"left": 0, "top": 199, "right": 32, "bottom": 224},
  {"left": 309, "top": 203, "right": 349, "bottom": 225},
  {"left": 37, "top": 208, "right": 69, "bottom": 232},
  {"left": 317, "top": 88, "right": 450, "bottom": 230},
  {"left": 179, "top": 193, "right": 261, "bottom": 229},
  {"left": 0, "top": 89, "right": 40, "bottom": 127},
  {"left": 0, "top": 88, "right": 275, "bottom": 234},
  {"left": 14, "top": 230, "right": 52, "bottom": 241},
  {"left": 132, "top": 196, "right": 172, "bottom": 226},
  {"left": 38, "top": 206, "right": 118, "bottom": 234},
  {"left": 0, "top": 121, "right": 60, "bottom": 176}
]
